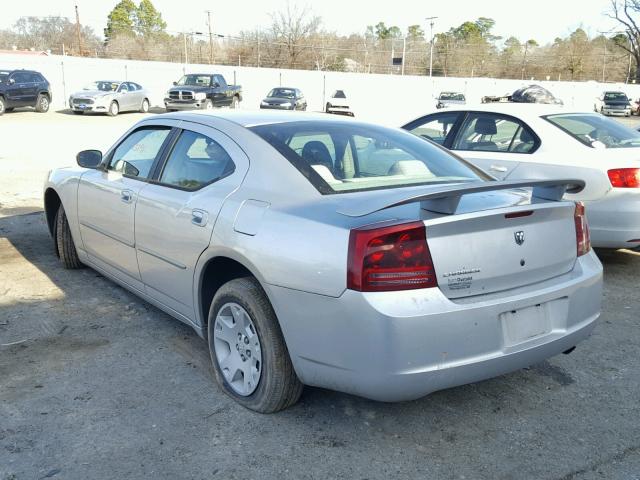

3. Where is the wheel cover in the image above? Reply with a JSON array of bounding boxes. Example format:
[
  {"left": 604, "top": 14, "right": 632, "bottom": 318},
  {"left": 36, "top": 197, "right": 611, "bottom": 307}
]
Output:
[
  {"left": 213, "top": 302, "right": 262, "bottom": 396},
  {"left": 142, "top": 100, "right": 149, "bottom": 112},
  {"left": 206, "top": 101, "right": 213, "bottom": 110},
  {"left": 111, "top": 102, "right": 118, "bottom": 114},
  {"left": 41, "top": 97, "right": 48, "bottom": 109}
]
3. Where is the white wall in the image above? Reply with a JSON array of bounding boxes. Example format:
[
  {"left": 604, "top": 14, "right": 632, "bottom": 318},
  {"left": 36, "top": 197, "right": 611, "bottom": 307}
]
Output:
[{"left": 3, "top": 53, "right": 640, "bottom": 126}]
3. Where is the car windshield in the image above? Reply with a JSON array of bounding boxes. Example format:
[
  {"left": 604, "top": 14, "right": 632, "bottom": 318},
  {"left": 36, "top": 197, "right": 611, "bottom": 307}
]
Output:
[
  {"left": 544, "top": 113, "right": 640, "bottom": 149},
  {"left": 177, "top": 75, "right": 211, "bottom": 87},
  {"left": 603, "top": 92, "right": 628, "bottom": 101},
  {"left": 268, "top": 88, "right": 296, "bottom": 98},
  {"left": 250, "top": 121, "right": 489, "bottom": 194},
  {"left": 85, "top": 81, "right": 119, "bottom": 92},
  {"left": 440, "top": 93, "right": 465, "bottom": 101}
]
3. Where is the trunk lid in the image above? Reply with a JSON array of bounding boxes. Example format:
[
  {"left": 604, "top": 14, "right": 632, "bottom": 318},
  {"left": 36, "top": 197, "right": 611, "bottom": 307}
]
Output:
[{"left": 424, "top": 192, "right": 577, "bottom": 298}]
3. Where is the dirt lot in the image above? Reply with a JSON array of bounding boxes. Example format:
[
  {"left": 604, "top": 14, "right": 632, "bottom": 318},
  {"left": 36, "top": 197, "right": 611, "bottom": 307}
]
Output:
[{"left": 1, "top": 110, "right": 640, "bottom": 480}]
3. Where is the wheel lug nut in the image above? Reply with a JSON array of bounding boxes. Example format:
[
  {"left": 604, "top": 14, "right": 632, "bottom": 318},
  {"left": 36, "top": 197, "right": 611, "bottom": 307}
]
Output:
[
  {"left": 241, "top": 355, "right": 246, "bottom": 361},
  {"left": 244, "top": 337, "right": 249, "bottom": 344},
  {"left": 246, "top": 350, "right": 251, "bottom": 357},
  {"left": 237, "top": 333, "right": 242, "bottom": 340}
]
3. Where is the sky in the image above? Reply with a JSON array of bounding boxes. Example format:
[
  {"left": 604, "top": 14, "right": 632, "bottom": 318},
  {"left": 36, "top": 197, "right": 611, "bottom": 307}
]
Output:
[{"left": 0, "top": 0, "right": 622, "bottom": 45}]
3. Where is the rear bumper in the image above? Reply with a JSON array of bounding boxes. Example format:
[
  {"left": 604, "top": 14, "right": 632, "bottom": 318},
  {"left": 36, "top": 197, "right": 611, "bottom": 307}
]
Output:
[
  {"left": 586, "top": 195, "right": 640, "bottom": 248},
  {"left": 267, "top": 251, "right": 602, "bottom": 401}
]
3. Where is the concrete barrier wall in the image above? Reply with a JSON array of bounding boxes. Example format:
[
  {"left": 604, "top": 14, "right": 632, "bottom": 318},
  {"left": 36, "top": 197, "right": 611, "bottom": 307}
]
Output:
[{"left": 3, "top": 53, "right": 640, "bottom": 126}]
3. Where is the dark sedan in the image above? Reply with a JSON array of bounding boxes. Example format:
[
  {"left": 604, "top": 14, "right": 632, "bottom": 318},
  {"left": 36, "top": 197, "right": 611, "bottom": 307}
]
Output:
[{"left": 260, "top": 87, "right": 307, "bottom": 111}]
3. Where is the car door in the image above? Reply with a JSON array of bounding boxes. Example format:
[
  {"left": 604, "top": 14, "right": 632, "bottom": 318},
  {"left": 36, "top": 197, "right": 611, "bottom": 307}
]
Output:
[
  {"left": 23, "top": 72, "right": 40, "bottom": 104},
  {"left": 127, "top": 82, "right": 143, "bottom": 110},
  {"left": 116, "top": 83, "right": 134, "bottom": 111},
  {"left": 134, "top": 121, "right": 249, "bottom": 319},
  {"left": 449, "top": 112, "right": 539, "bottom": 180},
  {"left": 211, "top": 74, "right": 227, "bottom": 106},
  {"left": 6, "top": 71, "right": 29, "bottom": 106},
  {"left": 77, "top": 124, "right": 174, "bottom": 289},
  {"left": 403, "top": 111, "right": 464, "bottom": 147}
]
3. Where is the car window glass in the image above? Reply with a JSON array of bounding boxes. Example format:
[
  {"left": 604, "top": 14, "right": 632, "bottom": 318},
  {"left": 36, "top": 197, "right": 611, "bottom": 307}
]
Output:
[
  {"left": 109, "top": 128, "right": 171, "bottom": 179},
  {"left": 213, "top": 75, "right": 224, "bottom": 86},
  {"left": 28, "top": 73, "right": 40, "bottom": 82},
  {"left": 160, "top": 130, "right": 235, "bottom": 190},
  {"left": 287, "top": 133, "right": 336, "bottom": 166},
  {"left": 545, "top": 113, "right": 640, "bottom": 149},
  {"left": 11, "top": 72, "right": 29, "bottom": 83},
  {"left": 455, "top": 114, "right": 522, "bottom": 152},
  {"left": 118, "top": 84, "right": 128, "bottom": 92},
  {"left": 409, "top": 112, "right": 461, "bottom": 145}
]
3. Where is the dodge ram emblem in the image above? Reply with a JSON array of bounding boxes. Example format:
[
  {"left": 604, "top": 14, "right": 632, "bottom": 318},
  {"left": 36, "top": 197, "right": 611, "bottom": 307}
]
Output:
[{"left": 514, "top": 231, "right": 525, "bottom": 245}]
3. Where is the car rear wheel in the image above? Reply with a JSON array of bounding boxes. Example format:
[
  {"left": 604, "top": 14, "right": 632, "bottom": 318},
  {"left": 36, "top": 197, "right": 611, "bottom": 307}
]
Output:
[
  {"left": 54, "top": 206, "right": 83, "bottom": 269},
  {"left": 204, "top": 99, "right": 214, "bottom": 110},
  {"left": 140, "top": 98, "right": 150, "bottom": 113},
  {"left": 35, "top": 94, "right": 50, "bottom": 113},
  {"left": 208, "top": 277, "right": 303, "bottom": 413},
  {"left": 107, "top": 101, "right": 119, "bottom": 117},
  {"left": 0, "top": 97, "right": 5, "bottom": 115}
]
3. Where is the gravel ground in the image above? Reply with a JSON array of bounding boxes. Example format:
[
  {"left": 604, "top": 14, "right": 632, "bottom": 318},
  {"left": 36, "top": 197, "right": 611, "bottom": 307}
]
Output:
[{"left": 1, "top": 109, "right": 640, "bottom": 480}]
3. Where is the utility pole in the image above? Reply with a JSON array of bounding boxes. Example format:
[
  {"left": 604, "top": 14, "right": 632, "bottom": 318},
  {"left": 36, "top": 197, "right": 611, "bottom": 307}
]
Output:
[
  {"left": 75, "top": 5, "right": 82, "bottom": 56},
  {"left": 401, "top": 37, "right": 406, "bottom": 75},
  {"left": 183, "top": 32, "right": 188, "bottom": 65},
  {"left": 206, "top": 11, "right": 213, "bottom": 64},
  {"left": 426, "top": 16, "right": 437, "bottom": 77}
]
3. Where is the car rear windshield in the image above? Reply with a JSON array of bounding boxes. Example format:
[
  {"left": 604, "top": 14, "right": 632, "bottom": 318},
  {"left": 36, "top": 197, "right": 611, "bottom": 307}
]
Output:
[
  {"left": 544, "top": 113, "right": 640, "bottom": 149},
  {"left": 249, "top": 121, "right": 489, "bottom": 194}
]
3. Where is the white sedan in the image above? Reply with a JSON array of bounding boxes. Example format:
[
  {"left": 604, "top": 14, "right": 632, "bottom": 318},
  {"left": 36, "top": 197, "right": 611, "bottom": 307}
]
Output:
[{"left": 402, "top": 104, "right": 640, "bottom": 249}]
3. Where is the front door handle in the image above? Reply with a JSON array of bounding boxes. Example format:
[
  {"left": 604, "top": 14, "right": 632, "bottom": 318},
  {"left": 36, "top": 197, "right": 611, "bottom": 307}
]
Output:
[
  {"left": 191, "top": 209, "right": 208, "bottom": 227},
  {"left": 121, "top": 189, "right": 133, "bottom": 203},
  {"left": 490, "top": 165, "right": 508, "bottom": 173}
]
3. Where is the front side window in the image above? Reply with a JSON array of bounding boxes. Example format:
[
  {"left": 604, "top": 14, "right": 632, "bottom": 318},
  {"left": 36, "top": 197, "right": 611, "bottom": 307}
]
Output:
[
  {"left": 250, "top": 121, "right": 488, "bottom": 194},
  {"left": 454, "top": 113, "right": 537, "bottom": 153},
  {"left": 177, "top": 75, "right": 211, "bottom": 87},
  {"left": 159, "top": 130, "right": 235, "bottom": 190},
  {"left": 109, "top": 128, "right": 171, "bottom": 179},
  {"left": 10, "top": 72, "right": 30, "bottom": 83},
  {"left": 544, "top": 113, "right": 640, "bottom": 149},
  {"left": 407, "top": 112, "right": 461, "bottom": 145}
]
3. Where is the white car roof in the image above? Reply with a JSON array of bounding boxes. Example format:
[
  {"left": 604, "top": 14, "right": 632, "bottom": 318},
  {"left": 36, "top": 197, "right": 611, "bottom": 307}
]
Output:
[
  {"left": 168, "top": 110, "right": 359, "bottom": 128},
  {"left": 437, "top": 103, "right": 578, "bottom": 119}
]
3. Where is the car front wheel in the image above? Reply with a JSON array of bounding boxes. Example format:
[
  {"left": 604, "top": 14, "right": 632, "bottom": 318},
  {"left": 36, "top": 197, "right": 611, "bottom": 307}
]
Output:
[
  {"left": 35, "top": 94, "right": 50, "bottom": 113},
  {"left": 54, "top": 205, "right": 83, "bottom": 269},
  {"left": 107, "top": 101, "right": 119, "bottom": 116},
  {"left": 208, "top": 277, "right": 302, "bottom": 413}
]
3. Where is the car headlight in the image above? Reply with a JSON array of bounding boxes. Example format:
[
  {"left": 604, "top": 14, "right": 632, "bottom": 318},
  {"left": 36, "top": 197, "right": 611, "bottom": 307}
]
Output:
[
  {"left": 194, "top": 92, "right": 206, "bottom": 100},
  {"left": 261, "top": 100, "right": 268, "bottom": 106},
  {"left": 165, "top": 90, "right": 172, "bottom": 97},
  {"left": 281, "top": 102, "right": 292, "bottom": 107}
]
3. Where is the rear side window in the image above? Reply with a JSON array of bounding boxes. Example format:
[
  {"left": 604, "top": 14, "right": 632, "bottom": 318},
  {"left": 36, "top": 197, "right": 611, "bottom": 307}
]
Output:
[
  {"left": 159, "top": 130, "right": 235, "bottom": 190},
  {"left": 250, "top": 121, "right": 489, "bottom": 194},
  {"left": 10, "top": 72, "right": 30, "bottom": 83},
  {"left": 453, "top": 113, "right": 538, "bottom": 153},
  {"left": 108, "top": 128, "right": 171, "bottom": 179},
  {"left": 544, "top": 113, "right": 640, "bottom": 149},
  {"left": 406, "top": 112, "right": 461, "bottom": 145}
]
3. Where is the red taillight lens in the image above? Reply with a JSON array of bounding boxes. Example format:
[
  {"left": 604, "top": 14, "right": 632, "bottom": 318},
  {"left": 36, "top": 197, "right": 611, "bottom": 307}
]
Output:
[
  {"left": 574, "top": 202, "right": 591, "bottom": 257},
  {"left": 607, "top": 168, "right": 640, "bottom": 188},
  {"left": 347, "top": 221, "right": 437, "bottom": 292}
]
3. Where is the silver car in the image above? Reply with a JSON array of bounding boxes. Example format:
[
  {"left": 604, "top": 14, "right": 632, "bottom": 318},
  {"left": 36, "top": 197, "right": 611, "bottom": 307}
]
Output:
[
  {"left": 44, "top": 111, "right": 602, "bottom": 412},
  {"left": 69, "top": 81, "right": 150, "bottom": 116}
]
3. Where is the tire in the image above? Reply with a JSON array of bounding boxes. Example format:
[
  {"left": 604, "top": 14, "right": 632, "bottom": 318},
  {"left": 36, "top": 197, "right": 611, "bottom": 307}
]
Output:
[
  {"left": 73, "top": 110, "right": 84, "bottom": 115},
  {"left": 231, "top": 95, "right": 240, "bottom": 109},
  {"left": 140, "top": 98, "right": 150, "bottom": 113},
  {"left": 35, "top": 94, "right": 50, "bottom": 113},
  {"left": 5, "top": 107, "right": 14, "bottom": 113},
  {"left": 107, "top": 101, "right": 119, "bottom": 117},
  {"left": 54, "top": 206, "right": 83, "bottom": 269},
  {"left": 208, "top": 277, "right": 303, "bottom": 413},
  {"left": 0, "top": 97, "right": 5, "bottom": 116},
  {"left": 326, "top": 102, "right": 331, "bottom": 112},
  {"left": 203, "top": 99, "right": 214, "bottom": 110},
  {"left": 166, "top": 108, "right": 177, "bottom": 112}
]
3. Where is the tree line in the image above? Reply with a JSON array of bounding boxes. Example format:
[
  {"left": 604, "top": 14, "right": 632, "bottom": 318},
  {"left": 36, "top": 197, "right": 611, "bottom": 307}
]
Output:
[{"left": 1, "top": 0, "right": 640, "bottom": 84}]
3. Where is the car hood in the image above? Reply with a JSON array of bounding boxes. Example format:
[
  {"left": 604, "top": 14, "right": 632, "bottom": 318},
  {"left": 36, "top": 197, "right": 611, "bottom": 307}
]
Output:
[
  {"left": 71, "top": 89, "right": 116, "bottom": 98},
  {"left": 262, "top": 97, "right": 293, "bottom": 104},
  {"left": 170, "top": 85, "right": 210, "bottom": 93},
  {"left": 604, "top": 100, "right": 630, "bottom": 106}
]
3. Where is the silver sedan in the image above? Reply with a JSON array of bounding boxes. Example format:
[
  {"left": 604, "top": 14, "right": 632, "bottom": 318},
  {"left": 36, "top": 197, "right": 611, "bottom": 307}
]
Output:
[
  {"left": 44, "top": 111, "right": 602, "bottom": 412},
  {"left": 69, "top": 80, "right": 150, "bottom": 116}
]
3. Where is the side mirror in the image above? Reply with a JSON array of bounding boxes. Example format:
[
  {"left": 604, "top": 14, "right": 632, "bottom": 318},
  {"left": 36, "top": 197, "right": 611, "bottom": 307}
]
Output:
[
  {"left": 213, "top": 82, "right": 220, "bottom": 88},
  {"left": 77, "top": 149, "right": 103, "bottom": 169},
  {"left": 172, "top": 81, "right": 177, "bottom": 86},
  {"left": 8, "top": 78, "right": 15, "bottom": 85}
]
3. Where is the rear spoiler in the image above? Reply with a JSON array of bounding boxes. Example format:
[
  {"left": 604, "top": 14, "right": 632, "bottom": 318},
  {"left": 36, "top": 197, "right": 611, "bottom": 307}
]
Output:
[{"left": 337, "top": 179, "right": 585, "bottom": 217}]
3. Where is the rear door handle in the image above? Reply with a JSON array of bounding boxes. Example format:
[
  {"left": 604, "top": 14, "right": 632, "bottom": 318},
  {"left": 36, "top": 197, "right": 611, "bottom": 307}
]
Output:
[
  {"left": 490, "top": 165, "right": 508, "bottom": 173},
  {"left": 121, "top": 189, "right": 133, "bottom": 203},
  {"left": 191, "top": 209, "right": 208, "bottom": 227}
]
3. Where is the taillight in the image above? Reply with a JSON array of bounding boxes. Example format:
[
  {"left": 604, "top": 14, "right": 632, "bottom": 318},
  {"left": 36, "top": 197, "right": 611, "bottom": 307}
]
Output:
[
  {"left": 607, "top": 168, "right": 640, "bottom": 188},
  {"left": 347, "top": 221, "right": 437, "bottom": 292},
  {"left": 574, "top": 202, "right": 591, "bottom": 257}
]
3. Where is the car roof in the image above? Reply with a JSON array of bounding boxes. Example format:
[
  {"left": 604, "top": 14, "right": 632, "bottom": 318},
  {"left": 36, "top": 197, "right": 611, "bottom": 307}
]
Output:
[
  {"left": 436, "top": 103, "right": 580, "bottom": 119},
  {"left": 166, "top": 110, "right": 363, "bottom": 128}
]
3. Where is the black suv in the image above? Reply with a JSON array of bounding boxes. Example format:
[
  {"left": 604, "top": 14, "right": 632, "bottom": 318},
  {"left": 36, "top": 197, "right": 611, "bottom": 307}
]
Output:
[{"left": 0, "top": 69, "right": 52, "bottom": 115}]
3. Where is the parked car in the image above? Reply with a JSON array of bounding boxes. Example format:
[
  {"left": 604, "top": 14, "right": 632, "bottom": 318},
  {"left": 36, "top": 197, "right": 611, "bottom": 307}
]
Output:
[
  {"left": 69, "top": 81, "right": 150, "bottom": 116},
  {"left": 165, "top": 73, "right": 241, "bottom": 111},
  {"left": 436, "top": 91, "right": 466, "bottom": 109},
  {"left": 594, "top": 91, "right": 631, "bottom": 116},
  {"left": 0, "top": 69, "right": 51, "bottom": 115},
  {"left": 44, "top": 110, "right": 602, "bottom": 412},
  {"left": 260, "top": 87, "right": 306, "bottom": 110},
  {"left": 402, "top": 104, "right": 640, "bottom": 249},
  {"left": 325, "top": 90, "right": 354, "bottom": 116}
]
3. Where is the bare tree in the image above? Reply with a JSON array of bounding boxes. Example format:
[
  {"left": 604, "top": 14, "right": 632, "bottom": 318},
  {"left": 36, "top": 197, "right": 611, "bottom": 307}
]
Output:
[
  {"left": 608, "top": 0, "right": 640, "bottom": 81},
  {"left": 270, "top": 3, "right": 321, "bottom": 68}
]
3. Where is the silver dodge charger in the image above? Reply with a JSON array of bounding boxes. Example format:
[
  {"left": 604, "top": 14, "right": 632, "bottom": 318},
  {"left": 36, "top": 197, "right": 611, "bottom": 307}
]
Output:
[{"left": 43, "top": 111, "right": 603, "bottom": 412}]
